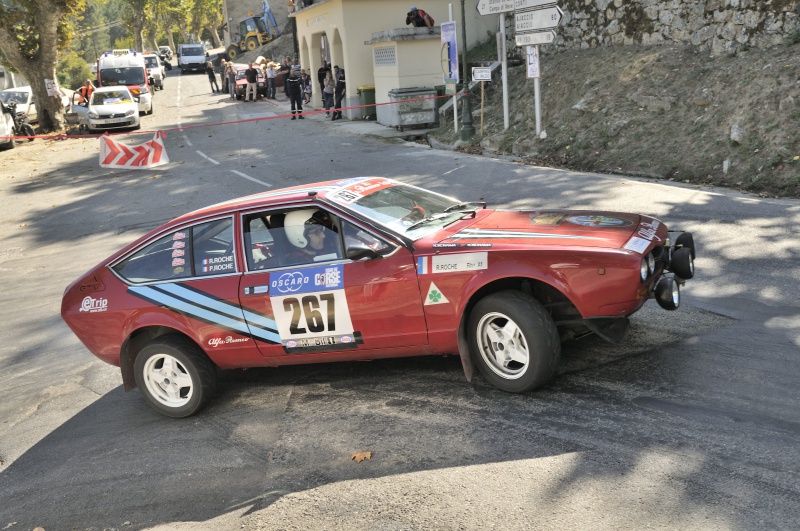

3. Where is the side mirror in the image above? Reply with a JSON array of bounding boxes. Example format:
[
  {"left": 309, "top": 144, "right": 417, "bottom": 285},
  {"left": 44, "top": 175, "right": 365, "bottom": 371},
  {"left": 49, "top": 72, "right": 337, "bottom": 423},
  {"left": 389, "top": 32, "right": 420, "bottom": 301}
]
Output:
[{"left": 346, "top": 243, "right": 380, "bottom": 261}]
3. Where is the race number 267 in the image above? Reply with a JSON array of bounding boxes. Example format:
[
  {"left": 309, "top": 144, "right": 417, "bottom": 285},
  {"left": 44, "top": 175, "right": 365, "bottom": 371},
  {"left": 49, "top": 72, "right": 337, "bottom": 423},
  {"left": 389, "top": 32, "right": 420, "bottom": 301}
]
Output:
[{"left": 283, "top": 294, "right": 335, "bottom": 334}]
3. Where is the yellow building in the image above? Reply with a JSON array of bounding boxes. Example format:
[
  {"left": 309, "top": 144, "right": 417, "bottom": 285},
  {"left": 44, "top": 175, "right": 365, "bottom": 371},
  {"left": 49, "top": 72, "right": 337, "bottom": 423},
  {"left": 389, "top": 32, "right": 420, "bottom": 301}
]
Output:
[{"left": 290, "top": 0, "right": 499, "bottom": 120}]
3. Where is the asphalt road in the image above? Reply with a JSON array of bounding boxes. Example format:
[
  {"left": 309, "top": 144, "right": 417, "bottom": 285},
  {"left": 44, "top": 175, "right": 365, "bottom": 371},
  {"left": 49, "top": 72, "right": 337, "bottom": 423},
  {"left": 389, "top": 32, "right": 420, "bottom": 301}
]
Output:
[{"left": 0, "top": 67, "right": 798, "bottom": 530}]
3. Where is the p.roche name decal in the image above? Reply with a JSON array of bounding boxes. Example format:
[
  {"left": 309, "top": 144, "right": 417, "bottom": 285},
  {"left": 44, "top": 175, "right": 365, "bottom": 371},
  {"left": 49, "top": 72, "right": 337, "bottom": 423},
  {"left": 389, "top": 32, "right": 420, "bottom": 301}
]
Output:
[{"left": 431, "top": 252, "right": 487, "bottom": 273}]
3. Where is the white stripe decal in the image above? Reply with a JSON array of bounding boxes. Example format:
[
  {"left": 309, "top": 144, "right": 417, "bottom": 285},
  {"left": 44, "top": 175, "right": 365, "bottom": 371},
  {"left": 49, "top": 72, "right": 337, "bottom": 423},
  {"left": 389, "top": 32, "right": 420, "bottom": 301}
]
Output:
[{"left": 450, "top": 229, "right": 604, "bottom": 240}]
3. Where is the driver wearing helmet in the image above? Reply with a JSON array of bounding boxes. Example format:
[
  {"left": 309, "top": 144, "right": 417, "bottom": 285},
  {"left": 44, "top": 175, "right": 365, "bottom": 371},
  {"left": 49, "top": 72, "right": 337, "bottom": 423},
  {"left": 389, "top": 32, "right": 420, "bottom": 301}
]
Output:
[{"left": 284, "top": 209, "right": 337, "bottom": 264}]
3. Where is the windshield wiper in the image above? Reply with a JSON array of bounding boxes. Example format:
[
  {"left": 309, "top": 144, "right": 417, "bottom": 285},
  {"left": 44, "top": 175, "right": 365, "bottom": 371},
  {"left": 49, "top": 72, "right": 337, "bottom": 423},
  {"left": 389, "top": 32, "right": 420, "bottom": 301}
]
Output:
[
  {"left": 443, "top": 201, "right": 487, "bottom": 212},
  {"left": 405, "top": 213, "right": 454, "bottom": 231}
]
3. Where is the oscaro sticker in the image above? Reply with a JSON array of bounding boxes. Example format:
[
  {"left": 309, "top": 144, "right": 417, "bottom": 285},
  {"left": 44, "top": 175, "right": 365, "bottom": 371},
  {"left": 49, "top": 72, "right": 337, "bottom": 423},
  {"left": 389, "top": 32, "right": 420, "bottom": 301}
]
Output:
[
  {"left": 80, "top": 296, "right": 108, "bottom": 313},
  {"left": 271, "top": 265, "right": 344, "bottom": 295},
  {"left": 568, "top": 215, "right": 632, "bottom": 227}
]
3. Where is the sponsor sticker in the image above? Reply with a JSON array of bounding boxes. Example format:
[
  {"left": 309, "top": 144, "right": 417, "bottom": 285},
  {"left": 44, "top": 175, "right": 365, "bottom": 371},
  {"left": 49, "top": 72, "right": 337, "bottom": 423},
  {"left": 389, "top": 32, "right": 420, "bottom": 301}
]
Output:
[
  {"left": 624, "top": 236, "right": 651, "bottom": 254},
  {"left": 172, "top": 258, "right": 185, "bottom": 267},
  {"left": 271, "top": 265, "right": 344, "bottom": 295},
  {"left": 208, "top": 336, "right": 251, "bottom": 347},
  {"left": 173, "top": 267, "right": 184, "bottom": 274},
  {"left": 80, "top": 296, "right": 108, "bottom": 313},
  {"left": 433, "top": 243, "right": 461, "bottom": 248},
  {"left": 424, "top": 282, "right": 450, "bottom": 306},
  {"left": 173, "top": 232, "right": 187, "bottom": 240},
  {"left": 568, "top": 215, "right": 633, "bottom": 228},
  {"left": 432, "top": 252, "right": 488, "bottom": 273},
  {"left": 637, "top": 220, "right": 662, "bottom": 242},
  {"left": 172, "top": 249, "right": 185, "bottom": 258},
  {"left": 530, "top": 212, "right": 569, "bottom": 226},
  {"left": 172, "top": 241, "right": 186, "bottom": 249}
]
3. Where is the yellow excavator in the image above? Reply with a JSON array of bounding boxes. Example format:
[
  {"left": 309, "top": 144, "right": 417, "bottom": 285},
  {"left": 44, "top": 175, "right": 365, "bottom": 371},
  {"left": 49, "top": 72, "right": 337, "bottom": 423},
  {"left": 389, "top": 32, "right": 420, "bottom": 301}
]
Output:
[{"left": 226, "top": 15, "right": 272, "bottom": 61}]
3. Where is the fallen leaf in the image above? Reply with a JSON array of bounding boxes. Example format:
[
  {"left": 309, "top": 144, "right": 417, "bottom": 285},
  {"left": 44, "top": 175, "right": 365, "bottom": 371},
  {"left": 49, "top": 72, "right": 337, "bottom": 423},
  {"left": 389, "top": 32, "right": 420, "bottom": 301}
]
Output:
[{"left": 351, "top": 451, "right": 372, "bottom": 463}]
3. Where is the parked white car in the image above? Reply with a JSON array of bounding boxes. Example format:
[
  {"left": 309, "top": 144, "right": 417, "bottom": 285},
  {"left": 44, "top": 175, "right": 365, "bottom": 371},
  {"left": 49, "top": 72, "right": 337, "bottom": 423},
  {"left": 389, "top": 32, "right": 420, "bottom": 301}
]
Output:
[
  {"left": 85, "top": 86, "right": 140, "bottom": 132},
  {"left": 143, "top": 54, "right": 165, "bottom": 90},
  {"left": 0, "top": 85, "right": 71, "bottom": 123},
  {"left": 0, "top": 101, "right": 15, "bottom": 150}
]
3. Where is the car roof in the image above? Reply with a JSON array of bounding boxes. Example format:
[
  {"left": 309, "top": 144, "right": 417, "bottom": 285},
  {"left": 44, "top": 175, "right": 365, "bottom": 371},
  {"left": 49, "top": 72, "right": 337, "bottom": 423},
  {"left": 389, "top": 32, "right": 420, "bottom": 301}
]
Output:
[
  {"left": 94, "top": 86, "right": 133, "bottom": 94},
  {"left": 172, "top": 177, "right": 392, "bottom": 223},
  {"left": 1, "top": 86, "right": 31, "bottom": 93}
]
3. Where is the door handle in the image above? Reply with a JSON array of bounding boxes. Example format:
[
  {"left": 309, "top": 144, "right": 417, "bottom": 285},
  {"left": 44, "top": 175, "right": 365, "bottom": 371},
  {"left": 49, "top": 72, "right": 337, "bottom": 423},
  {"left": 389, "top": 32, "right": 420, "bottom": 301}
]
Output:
[{"left": 243, "top": 285, "right": 269, "bottom": 295}]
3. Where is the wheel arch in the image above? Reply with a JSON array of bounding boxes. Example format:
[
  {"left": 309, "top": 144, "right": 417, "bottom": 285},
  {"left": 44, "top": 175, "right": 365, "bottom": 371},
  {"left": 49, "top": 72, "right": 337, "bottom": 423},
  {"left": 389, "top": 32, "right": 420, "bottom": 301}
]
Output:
[
  {"left": 119, "top": 326, "right": 209, "bottom": 392},
  {"left": 456, "top": 276, "right": 581, "bottom": 381}
]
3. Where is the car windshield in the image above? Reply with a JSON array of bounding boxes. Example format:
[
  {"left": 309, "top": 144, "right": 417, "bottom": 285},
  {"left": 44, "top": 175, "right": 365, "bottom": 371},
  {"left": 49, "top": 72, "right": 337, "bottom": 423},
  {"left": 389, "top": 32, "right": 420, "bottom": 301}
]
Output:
[
  {"left": 182, "top": 46, "right": 204, "bottom": 56},
  {"left": 0, "top": 91, "right": 27, "bottom": 104},
  {"left": 144, "top": 57, "right": 159, "bottom": 68},
  {"left": 100, "top": 67, "right": 146, "bottom": 86},
  {"left": 91, "top": 91, "right": 133, "bottom": 105},
  {"left": 328, "top": 179, "right": 471, "bottom": 240}
]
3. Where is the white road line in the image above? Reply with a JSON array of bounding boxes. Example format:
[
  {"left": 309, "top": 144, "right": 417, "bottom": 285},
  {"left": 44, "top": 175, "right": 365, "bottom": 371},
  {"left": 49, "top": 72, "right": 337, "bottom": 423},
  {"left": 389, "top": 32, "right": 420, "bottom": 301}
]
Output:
[
  {"left": 230, "top": 170, "right": 272, "bottom": 187},
  {"left": 182, "top": 135, "right": 193, "bottom": 146},
  {"left": 196, "top": 150, "right": 220, "bottom": 164}
]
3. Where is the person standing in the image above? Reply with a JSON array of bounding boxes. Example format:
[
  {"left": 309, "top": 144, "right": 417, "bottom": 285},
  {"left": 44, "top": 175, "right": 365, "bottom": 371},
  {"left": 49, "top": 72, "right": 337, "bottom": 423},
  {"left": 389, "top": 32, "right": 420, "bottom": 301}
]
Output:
[
  {"left": 78, "top": 79, "right": 95, "bottom": 105},
  {"left": 286, "top": 65, "right": 305, "bottom": 119},
  {"left": 332, "top": 68, "right": 345, "bottom": 121},
  {"left": 244, "top": 63, "right": 259, "bottom": 101},
  {"left": 206, "top": 61, "right": 220, "bottom": 93},
  {"left": 265, "top": 60, "right": 277, "bottom": 98},
  {"left": 280, "top": 57, "right": 291, "bottom": 96},
  {"left": 226, "top": 63, "right": 237, "bottom": 100},
  {"left": 322, "top": 71, "right": 334, "bottom": 117},
  {"left": 317, "top": 60, "right": 330, "bottom": 97},
  {"left": 219, "top": 59, "right": 228, "bottom": 93}
]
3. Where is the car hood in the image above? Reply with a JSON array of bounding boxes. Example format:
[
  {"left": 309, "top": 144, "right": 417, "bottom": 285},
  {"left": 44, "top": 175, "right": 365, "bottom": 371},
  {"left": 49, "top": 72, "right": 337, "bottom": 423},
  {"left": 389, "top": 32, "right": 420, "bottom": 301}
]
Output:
[
  {"left": 91, "top": 103, "right": 137, "bottom": 114},
  {"left": 436, "top": 210, "right": 643, "bottom": 250}
]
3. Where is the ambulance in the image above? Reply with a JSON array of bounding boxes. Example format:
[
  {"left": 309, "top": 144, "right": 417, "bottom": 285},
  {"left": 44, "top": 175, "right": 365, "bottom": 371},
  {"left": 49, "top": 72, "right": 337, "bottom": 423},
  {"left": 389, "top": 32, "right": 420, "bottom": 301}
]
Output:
[{"left": 96, "top": 49, "right": 154, "bottom": 115}]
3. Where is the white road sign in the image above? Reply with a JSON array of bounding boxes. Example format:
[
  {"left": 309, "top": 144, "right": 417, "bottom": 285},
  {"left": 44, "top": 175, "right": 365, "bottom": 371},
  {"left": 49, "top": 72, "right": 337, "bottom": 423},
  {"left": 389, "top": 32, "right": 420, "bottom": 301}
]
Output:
[
  {"left": 476, "top": 0, "right": 514, "bottom": 15},
  {"left": 472, "top": 67, "right": 492, "bottom": 81},
  {"left": 514, "top": 0, "right": 557, "bottom": 10},
  {"left": 526, "top": 45, "right": 540, "bottom": 78},
  {"left": 515, "top": 30, "right": 556, "bottom": 46},
  {"left": 514, "top": 5, "right": 563, "bottom": 33}
]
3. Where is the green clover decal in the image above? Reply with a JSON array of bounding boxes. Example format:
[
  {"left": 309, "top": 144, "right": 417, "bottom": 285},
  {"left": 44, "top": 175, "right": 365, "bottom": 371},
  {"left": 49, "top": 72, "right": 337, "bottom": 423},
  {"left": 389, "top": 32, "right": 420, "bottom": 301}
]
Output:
[{"left": 428, "top": 289, "right": 442, "bottom": 303}]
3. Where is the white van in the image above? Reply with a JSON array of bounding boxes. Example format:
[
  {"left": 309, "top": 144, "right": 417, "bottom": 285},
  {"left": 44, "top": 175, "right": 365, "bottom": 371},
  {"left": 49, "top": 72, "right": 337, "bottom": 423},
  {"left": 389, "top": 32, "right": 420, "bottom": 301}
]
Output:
[
  {"left": 177, "top": 44, "right": 206, "bottom": 74},
  {"left": 96, "top": 49, "right": 154, "bottom": 115}
]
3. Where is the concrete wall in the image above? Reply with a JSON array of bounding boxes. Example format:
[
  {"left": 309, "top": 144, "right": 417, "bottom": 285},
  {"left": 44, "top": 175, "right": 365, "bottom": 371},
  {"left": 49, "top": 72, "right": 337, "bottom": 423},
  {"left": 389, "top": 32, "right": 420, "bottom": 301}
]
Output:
[{"left": 504, "top": 0, "right": 800, "bottom": 56}]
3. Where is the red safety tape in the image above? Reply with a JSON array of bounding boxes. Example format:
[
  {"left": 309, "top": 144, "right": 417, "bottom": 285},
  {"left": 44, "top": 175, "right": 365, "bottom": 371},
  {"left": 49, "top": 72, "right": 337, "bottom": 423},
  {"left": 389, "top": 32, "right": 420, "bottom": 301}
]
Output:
[{"left": 0, "top": 92, "right": 466, "bottom": 142}]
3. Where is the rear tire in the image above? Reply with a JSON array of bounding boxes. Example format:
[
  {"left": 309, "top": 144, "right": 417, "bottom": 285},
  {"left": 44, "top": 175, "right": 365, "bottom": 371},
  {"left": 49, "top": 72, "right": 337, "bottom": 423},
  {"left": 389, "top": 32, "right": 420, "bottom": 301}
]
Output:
[
  {"left": 133, "top": 336, "right": 217, "bottom": 418},
  {"left": 246, "top": 37, "right": 258, "bottom": 51},
  {"left": 20, "top": 123, "right": 35, "bottom": 142},
  {"left": 468, "top": 291, "right": 560, "bottom": 393}
]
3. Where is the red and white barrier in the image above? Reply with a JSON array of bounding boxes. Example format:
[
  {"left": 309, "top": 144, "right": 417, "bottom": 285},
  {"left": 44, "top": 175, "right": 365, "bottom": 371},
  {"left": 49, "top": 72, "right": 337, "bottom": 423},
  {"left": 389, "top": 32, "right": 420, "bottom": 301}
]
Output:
[{"left": 99, "top": 130, "right": 169, "bottom": 169}]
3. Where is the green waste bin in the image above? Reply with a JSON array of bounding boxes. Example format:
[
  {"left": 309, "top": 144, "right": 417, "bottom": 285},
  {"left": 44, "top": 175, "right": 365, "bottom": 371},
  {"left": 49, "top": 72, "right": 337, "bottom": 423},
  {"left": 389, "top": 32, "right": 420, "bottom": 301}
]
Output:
[{"left": 357, "top": 86, "right": 376, "bottom": 120}]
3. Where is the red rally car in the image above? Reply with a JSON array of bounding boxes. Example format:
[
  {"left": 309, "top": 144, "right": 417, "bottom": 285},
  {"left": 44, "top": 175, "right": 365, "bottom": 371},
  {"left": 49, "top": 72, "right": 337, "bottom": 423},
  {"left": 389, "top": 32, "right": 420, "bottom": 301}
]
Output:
[{"left": 62, "top": 178, "right": 696, "bottom": 417}]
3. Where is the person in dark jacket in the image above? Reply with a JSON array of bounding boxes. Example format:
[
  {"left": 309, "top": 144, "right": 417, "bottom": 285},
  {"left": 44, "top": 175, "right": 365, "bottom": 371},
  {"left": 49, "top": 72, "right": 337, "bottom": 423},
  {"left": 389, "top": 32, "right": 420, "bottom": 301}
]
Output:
[
  {"left": 244, "top": 63, "right": 259, "bottom": 101},
  {"left": 332, "top": 68, "right": 345, "bottom": 120},
  {"left": 286, "top": 65, "right": 305, "bottom": 119},
  {"left": 206, "top": 61, "right": 220, "bottom": 93}
]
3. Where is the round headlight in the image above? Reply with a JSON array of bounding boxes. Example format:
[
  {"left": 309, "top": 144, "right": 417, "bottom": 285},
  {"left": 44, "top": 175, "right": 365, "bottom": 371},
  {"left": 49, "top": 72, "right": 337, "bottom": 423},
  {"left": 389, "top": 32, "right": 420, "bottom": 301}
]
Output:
[
  {"left": 646, "top": 252, "right": 655, "bottom": 274},
  {"left": 640, "top": 258, "right": 649, "bottom": 281}
]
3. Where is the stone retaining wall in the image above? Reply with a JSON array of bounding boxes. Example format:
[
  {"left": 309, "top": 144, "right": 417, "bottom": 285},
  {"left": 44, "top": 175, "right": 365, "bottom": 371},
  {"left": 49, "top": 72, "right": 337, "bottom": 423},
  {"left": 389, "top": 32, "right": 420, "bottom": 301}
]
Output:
[{"left": 506, "top": 0, "right": 800, "bottom": 55}]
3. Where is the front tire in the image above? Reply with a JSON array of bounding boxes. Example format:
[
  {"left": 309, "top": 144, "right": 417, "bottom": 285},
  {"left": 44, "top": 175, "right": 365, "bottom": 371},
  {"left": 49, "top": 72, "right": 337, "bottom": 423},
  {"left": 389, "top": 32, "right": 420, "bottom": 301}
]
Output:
[
  {"left": 133, "top": 336, "right": 217, "bottom": 418},
  {"left": 468, "top": 291, "right": 560, "bottom": 393},
  {"left": 20, "top": 123, "right": 35, "bottom": 142}
]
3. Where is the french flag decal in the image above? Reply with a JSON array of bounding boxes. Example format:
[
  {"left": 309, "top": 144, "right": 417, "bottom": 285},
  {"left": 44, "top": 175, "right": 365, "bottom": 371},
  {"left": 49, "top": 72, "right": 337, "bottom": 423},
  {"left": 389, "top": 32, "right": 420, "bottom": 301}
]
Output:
[{"left": 417, "top": 257, "right": 428, "bottom": 275}]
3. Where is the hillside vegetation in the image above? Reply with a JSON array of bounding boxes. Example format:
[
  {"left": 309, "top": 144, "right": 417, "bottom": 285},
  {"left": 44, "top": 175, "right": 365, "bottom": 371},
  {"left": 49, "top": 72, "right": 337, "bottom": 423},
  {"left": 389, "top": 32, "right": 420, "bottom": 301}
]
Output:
[{"left": 436, "top": 42, "right": 800, "bottom": 198}]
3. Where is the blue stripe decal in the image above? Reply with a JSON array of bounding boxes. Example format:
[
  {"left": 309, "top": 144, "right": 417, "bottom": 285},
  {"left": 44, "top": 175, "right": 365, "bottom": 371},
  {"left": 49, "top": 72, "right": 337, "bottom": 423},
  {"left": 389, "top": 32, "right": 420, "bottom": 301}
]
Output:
[
  {"left": 129, "top": 286, "right": 281, "bottom": 343},
  {"left": 157, "top": 283, "right": 279, "bottom": 333}
]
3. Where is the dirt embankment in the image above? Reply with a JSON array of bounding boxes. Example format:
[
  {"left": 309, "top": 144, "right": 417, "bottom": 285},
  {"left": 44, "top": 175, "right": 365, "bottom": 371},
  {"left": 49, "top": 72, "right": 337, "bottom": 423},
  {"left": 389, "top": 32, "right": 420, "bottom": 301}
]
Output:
[{"left": 438, "top": 43, "right": 800, "bottom": 198}]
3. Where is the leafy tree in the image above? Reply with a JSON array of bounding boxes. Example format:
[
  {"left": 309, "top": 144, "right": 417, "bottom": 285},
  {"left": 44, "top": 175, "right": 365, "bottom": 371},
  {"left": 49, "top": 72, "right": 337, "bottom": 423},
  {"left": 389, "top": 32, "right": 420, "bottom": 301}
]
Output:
[{"left": 0, "top": 0, "right": 86, "bottom": 131}]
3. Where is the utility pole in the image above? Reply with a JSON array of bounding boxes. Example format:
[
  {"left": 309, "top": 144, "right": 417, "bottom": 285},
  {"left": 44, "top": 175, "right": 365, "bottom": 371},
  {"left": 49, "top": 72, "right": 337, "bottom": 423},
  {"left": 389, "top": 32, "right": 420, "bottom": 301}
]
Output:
[{"left": 459, "top": 0, "right": 475, "bottom": 141}]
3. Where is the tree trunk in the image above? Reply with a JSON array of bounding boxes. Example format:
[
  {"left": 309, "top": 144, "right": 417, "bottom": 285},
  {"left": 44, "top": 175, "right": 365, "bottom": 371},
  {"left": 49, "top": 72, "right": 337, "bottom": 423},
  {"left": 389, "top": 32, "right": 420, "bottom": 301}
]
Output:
[
  {"left": 206, "top": 25, "right": 222, "bottom": 48},
  {"left": 0, "top": 0, "right": 66, "bottom": 131},
  {"left": 178, "top": 23, "right": 189, "bottom": 43}
]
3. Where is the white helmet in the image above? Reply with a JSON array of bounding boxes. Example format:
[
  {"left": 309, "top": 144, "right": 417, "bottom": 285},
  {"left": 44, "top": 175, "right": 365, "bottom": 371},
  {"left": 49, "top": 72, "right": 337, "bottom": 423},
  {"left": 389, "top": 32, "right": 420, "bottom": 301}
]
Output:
[{"left": 284, "top": 209, "right": 321, "bottom": 248}]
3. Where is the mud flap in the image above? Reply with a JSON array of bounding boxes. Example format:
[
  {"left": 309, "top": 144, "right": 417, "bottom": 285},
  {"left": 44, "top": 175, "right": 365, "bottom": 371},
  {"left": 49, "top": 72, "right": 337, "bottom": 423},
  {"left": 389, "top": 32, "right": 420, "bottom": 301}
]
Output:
[{"left": 457, "top": 313, "right": 474, "bottom": 382}]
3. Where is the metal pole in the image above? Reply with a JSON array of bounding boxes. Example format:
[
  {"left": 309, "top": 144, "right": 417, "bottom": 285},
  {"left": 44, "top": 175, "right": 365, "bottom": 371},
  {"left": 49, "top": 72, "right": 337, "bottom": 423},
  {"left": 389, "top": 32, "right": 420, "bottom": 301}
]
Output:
[
  {"left": 449, "top": 4, "right": 457, "bottom": 133},
  {"left": 480, "top": 80, "right": 484, "bottom": 136},
  {"left": 500, "top": 13, "right": 509, "bottom": 130},
  {"left": 459, "top": 0, "right": 474, "bottom": 141},
  {"left": 534, "top": 45, "right": 542, "bottom": 136}
]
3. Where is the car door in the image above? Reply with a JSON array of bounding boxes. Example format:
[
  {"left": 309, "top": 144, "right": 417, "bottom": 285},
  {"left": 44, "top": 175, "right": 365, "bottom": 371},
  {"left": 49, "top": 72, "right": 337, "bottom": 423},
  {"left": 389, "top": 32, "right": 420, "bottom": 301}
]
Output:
[
  {"left": 118, "top": 216, "right": 264, "bottom": 361},
  {"left": 238, "top": 206, "right": 428, "bottom": 358}
]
